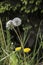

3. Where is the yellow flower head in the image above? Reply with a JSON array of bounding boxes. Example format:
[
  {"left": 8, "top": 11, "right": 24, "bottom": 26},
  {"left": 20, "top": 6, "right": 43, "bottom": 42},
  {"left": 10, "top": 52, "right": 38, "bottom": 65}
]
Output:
[
  {"left": 15, "top": 47, "right": 21, "bottom": 51},
  {"left": 24, "top": 48, "right": 31, "bottom": 53}
]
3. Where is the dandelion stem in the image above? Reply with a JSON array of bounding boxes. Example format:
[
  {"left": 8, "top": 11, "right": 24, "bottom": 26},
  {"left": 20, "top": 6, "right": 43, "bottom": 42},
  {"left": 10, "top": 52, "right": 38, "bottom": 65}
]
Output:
[{"left": 13, "top": 27, "right": 26, "bottom": 64}]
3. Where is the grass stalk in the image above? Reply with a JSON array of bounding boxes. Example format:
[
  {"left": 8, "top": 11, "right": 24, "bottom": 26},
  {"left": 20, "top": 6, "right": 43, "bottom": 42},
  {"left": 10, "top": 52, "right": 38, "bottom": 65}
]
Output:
[{"left": 0, "top": 18, "right": 6, "bottom": 49}]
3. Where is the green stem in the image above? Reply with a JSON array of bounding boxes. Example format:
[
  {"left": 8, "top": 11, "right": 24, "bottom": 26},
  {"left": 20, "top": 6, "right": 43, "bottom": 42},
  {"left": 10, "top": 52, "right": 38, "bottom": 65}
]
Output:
[
  {"left": 13, "top": 27, "right": 26, "bottom": 65},
  {"left": 0, "top": 18, "right": 6, "bottom": 49},
  {"left": 29, "top": 44, "right": 41, "bottom": 63},
  {"left": 34, "top": 21, "right": 42, "bottom": 54}
]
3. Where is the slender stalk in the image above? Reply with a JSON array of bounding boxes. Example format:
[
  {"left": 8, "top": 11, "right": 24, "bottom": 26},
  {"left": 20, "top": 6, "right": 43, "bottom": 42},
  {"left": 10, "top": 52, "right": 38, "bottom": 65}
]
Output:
[
  {"left": 0, "top": 18, "right": 6, "bottom": 49},
  {"left": 13, "top": 27, "right": 24, "bottom": 49},
  {"left": 17, "top": 27, "right": 22, "bottom": 40},
  {"left": 34, "top": 21, "right": 42, "bottom": 54},
  {"left": 0, "top": 48, "right": 16, "bottom": 62},
  {"left": 29, "top": 44, "right": 41, "bottom": 63},
  {"left": 13, "top": 27, "right": 26, "bottom": 65},
  {"left": 35, "top": 56, "right": 43, "bottom": 65}
]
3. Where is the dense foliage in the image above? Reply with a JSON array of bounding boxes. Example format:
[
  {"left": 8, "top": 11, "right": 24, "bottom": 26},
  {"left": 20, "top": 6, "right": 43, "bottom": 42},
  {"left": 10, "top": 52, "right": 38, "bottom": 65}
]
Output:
[{"left": 0, "top": 0, "right": 43, "bottom": 13}]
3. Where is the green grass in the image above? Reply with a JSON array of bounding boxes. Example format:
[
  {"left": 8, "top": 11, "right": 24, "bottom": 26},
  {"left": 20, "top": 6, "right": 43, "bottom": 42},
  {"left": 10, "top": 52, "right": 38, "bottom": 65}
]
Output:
[{"left": 0, "top": 18, "right": 43, "bottom": 65}]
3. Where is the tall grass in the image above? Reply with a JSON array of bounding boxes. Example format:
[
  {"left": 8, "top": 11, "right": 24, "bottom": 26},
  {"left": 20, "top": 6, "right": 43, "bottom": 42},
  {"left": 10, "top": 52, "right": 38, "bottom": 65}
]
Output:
[{"left": 0, "top": 18, "right": 43, "bottom": 65}]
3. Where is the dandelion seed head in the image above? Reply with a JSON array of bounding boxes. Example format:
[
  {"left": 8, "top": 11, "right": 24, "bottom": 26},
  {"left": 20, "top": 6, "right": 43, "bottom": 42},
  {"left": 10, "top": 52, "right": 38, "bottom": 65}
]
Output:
[
  {"left": 6, "top": 20, "right": 12, "bottom": 29},
  {"left": 12, "top": 17, "right": 22, "bottom": 26}
]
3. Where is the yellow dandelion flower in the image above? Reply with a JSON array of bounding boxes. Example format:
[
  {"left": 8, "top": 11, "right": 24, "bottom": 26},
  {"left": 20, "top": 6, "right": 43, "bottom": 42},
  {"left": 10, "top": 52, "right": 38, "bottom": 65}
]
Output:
[
  {"left": 15, "top": 47, "right": 21, "bottom": 51},
  {"left": 24, "top": 48, "right": 31, "bottom": 53}
]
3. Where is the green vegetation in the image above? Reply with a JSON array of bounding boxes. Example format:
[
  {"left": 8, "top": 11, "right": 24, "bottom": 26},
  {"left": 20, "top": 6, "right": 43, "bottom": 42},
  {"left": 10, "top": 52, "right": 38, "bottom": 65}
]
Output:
[{"left": 0, "top": 0, "right": 43, "bottom": 65}]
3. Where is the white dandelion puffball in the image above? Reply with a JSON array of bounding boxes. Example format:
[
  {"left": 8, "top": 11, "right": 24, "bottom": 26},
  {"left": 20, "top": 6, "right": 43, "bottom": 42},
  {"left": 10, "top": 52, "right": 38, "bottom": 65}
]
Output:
[
  {"left": 6, "top": 20, "right": 12, "bottom": 28},
  {"left": 12, "top": 17, "right": 22, "bottom": 26}
]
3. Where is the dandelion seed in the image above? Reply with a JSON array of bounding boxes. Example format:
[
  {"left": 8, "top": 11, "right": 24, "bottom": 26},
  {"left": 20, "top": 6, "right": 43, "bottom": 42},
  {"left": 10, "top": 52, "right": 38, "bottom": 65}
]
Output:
[
  {"left": 15, "top": 47, "right": 21, "bottom": 51},
  {"left": 24, "top": 48, "right": 31, "bottom": 53},
  {"left": 12, "top": 17, "right": 22, "bottom": 26},
  {"left": 6, "top": 20, "right": 12, "bottom": 29}
]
